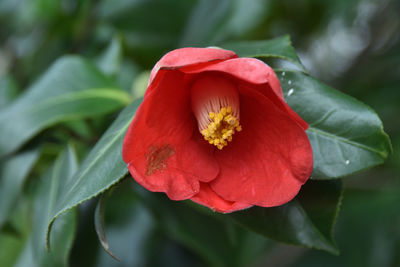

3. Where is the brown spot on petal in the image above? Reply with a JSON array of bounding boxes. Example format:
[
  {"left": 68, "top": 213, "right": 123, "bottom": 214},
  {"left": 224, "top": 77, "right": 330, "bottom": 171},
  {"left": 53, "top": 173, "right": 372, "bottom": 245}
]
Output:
[{"left": 146, "top": 144, "right": 175, "bottom": 176}]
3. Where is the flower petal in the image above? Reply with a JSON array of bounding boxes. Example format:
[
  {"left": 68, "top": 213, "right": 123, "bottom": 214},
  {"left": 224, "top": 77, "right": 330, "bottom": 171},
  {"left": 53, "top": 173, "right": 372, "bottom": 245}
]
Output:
[
  {"left": 148, "top": 47, "right": 237, "bottom": 86},
  {"left": 181, "top": 57, "right": 308, "bottom": 130},
  {"left": 248, "top": 81, "right": 309, "bottom": 130},
  {"left": 123, "top": 70, "right": 219, "bottom": 200},
  {"left": 191, "top": 183, "right": 252, "bottom": 213},
  {"left": 210, "top": 89, "right": 313, "bottom": 207},
  {"left": 181, "top": 57, "right": 283, "bottom": 97}
]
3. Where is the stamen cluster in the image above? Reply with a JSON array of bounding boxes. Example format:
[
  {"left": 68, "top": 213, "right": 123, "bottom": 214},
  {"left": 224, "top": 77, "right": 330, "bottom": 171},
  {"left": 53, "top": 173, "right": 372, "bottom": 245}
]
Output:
[
  {"left": 190, "top": 75, "right": 241, "bottom": 150},
  {"left": 201, "top": 106, "right": 242, "bottom": 150}
]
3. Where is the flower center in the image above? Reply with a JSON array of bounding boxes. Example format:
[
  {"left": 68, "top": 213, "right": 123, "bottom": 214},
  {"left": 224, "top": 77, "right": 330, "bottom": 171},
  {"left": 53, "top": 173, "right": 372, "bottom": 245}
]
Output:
[
  {"left": 201, "top": 106, "right": 242, "bottom": 149},
  {"left": 190, "top": 75, "right": 242, "bottom": 150}
]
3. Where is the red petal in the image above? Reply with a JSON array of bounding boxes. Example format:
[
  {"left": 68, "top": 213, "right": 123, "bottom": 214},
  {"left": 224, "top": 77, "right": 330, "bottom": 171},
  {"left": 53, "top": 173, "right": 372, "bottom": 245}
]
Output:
[
  {"left": 123, "top": 70, "right": 219, "bottom": 200},
  {"left": 181, "top": 57, "right": 308, "bottom": 130},
  {"left": 210, "top": 89, "right": 313, "bottom": 207},
  {"left": 148, "top": 47, "right": 237, "bottom": 86},
  {"left": 181, "top": 57, "right": 284, "bottom": 98},
  {"left": 249, "top": 82, "right": 309, "bottom": 130},
  {"left": 191, "top": 183, "right": 252, "bottom": 213}
]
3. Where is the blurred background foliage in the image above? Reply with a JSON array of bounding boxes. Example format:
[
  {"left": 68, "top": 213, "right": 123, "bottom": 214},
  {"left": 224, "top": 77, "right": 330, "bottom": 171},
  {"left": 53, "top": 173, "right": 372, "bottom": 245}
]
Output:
[{"left": 0, "top": 0, "right": 399, "bottom": 266}]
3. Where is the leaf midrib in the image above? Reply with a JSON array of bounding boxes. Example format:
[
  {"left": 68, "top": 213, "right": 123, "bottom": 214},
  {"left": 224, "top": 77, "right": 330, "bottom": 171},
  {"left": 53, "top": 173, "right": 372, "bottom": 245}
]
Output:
[
  {"left": 46, "top": 117, "right": 131, "bottom": 249},
  {"left": 29, "top": 88, "right": 131, "bottom": 112},
  {"left": 54, "top": 117, "right": 132, "bottom": 215},
  {"left": 307, "top": 126, "right": 387, "bottom": 158}
]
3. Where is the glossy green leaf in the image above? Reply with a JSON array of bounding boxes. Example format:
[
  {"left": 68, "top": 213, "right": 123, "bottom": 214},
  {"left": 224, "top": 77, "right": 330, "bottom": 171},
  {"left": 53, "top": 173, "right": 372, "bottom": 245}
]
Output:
[
  {"left": 297, "top": 180, "right": 343, "bottom": 247},
  {"left": 230, "top": 180, "right": 342, "bottom": 254},
  {"left": 0, "top": 148, "right": 40, "bottom": 228},
  {"left": 46, "top": 99, "right": 141, "bottom": 245},
  {"left": 15, "top": 146, "right": 78, "bottom": 267},
  {"left": 222, "top": 35, "right": 304, "bottom": 69},
  {"left": 277, "top": 70, "right": 392, "bottom": 178},
  {"left": 0, "top": 56, "right": 131, "bottom": 157}
]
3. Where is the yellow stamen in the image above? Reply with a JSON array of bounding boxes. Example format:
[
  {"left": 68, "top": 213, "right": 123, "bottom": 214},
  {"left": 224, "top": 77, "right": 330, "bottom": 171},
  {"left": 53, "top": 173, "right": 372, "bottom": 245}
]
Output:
[
  {"left": 201, "top": 105, "right": 242, "bottom": 149},
  {"left": 190, "top": 75, "right": 241, "bottom": 150}
]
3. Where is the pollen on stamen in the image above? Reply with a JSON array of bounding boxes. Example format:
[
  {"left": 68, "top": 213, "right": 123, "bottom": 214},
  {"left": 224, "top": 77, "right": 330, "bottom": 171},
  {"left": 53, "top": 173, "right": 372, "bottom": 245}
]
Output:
[
  {"left": 190, "top": 75, "right": 242, "bottom": 150},
  {"left": 200, "top": 106, "right": 241, "bottom": 149}
]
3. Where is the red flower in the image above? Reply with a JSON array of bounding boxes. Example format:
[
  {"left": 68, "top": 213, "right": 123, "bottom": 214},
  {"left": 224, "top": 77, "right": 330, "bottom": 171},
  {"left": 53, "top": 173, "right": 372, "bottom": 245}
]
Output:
[{"left": 122, "top": 48, "right": 313, "bottom": 213}]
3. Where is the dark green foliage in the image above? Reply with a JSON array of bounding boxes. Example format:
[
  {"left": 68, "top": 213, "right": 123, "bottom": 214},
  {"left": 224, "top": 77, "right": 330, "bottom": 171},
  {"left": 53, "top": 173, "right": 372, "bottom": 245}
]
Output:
[{"left": 0, "top": 0, "right": 398, "bottom": 266}]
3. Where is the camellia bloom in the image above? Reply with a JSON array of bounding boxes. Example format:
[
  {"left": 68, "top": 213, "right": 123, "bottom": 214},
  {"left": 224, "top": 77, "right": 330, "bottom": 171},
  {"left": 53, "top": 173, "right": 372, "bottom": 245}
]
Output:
[{"left": 122, "top": 48, "right": 313, "bottom": 213}]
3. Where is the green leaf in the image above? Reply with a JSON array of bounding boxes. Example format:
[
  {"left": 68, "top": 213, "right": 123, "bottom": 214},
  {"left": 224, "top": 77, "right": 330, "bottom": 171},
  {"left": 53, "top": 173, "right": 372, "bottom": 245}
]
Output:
[
  {"left": 0, "top": 56, "right": 131, "bottom": 157},
  {"left": 295, "top": 190, "right": 400, "bottom": 266},
  {"left": 0, "top": 148, "right": 40, "bottom": 228},
  {"left": 93, "top": 181, "right": 208, "bottom": 267},
  {"left": 14, "top": 146, "right": 78, "bottom": 267},
  {"left": 222, "top": 35, "right": 304, "bottom": 69},
  {"left": 115, "top": 60, "right": 141, "bottom": 92},
  {"left": 230, "top": 180, "right": 342, "bottom": 254},
  {"left": 5, "top": 192, "right": 32, "bottom": 240},
  {"left": 46, "top": 99, "right": 141, "bottom": 246},
  {"left": 131, "top": 71, "right": 150, "bottom": 100},
  {"left": 98, "top": 0, "right": 196, "bottom": 66},
  {"left": 94, "top": 194, "right": 120, "bottom": 261},
  {"left": 93, "top": 179, "right": 156, "bottom": 267},
  {"left": 0, "top": 233, "right": 24, "bottom": 267},
  {"left": 277, "top": 70, "right": 392, "bottom": 178},
  {"left": 135, "top": 187, "right": 271, "bottom": 267},
  {"left": 181, "top": 0, "right": 269, "bottom": 46},
  {"left": 96, "top": 36, "right": 123, "bottom": 77},
  {"left": 0, "top": 74, "right": 18, "bottom": 109},
  {"left": 297, "top": 180, "right": 343, "bottom": 248}
]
